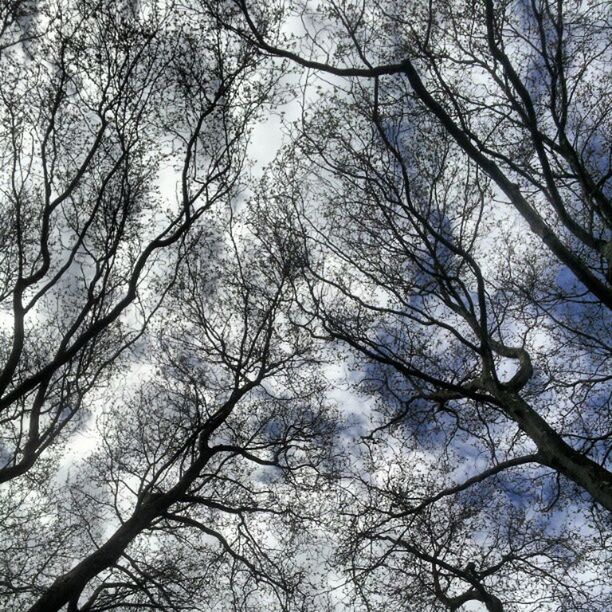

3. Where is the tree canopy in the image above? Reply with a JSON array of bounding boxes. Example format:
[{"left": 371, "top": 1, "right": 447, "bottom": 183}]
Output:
[{"left": 0, "top": 1, "right": 610, "bottom": 611}]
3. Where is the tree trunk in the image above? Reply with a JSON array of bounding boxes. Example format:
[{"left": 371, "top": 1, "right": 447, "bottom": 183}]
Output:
[
  {"left": 27, "top": 498, "right": 165, "bottom": 612},
  {"left": 502, "top": 392, "right": 612, "bottom": 511}
]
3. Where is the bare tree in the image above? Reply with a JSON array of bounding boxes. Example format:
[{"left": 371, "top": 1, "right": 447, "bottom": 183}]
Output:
[
  {"left": 0, "top": 2, "right": 337, "bottom": 611},
  {"left": 235, "top": 0, "right": 611, "bottom": 608},
  {"left": 10, "top": 212, "right": 334, "bottom": 611}
]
